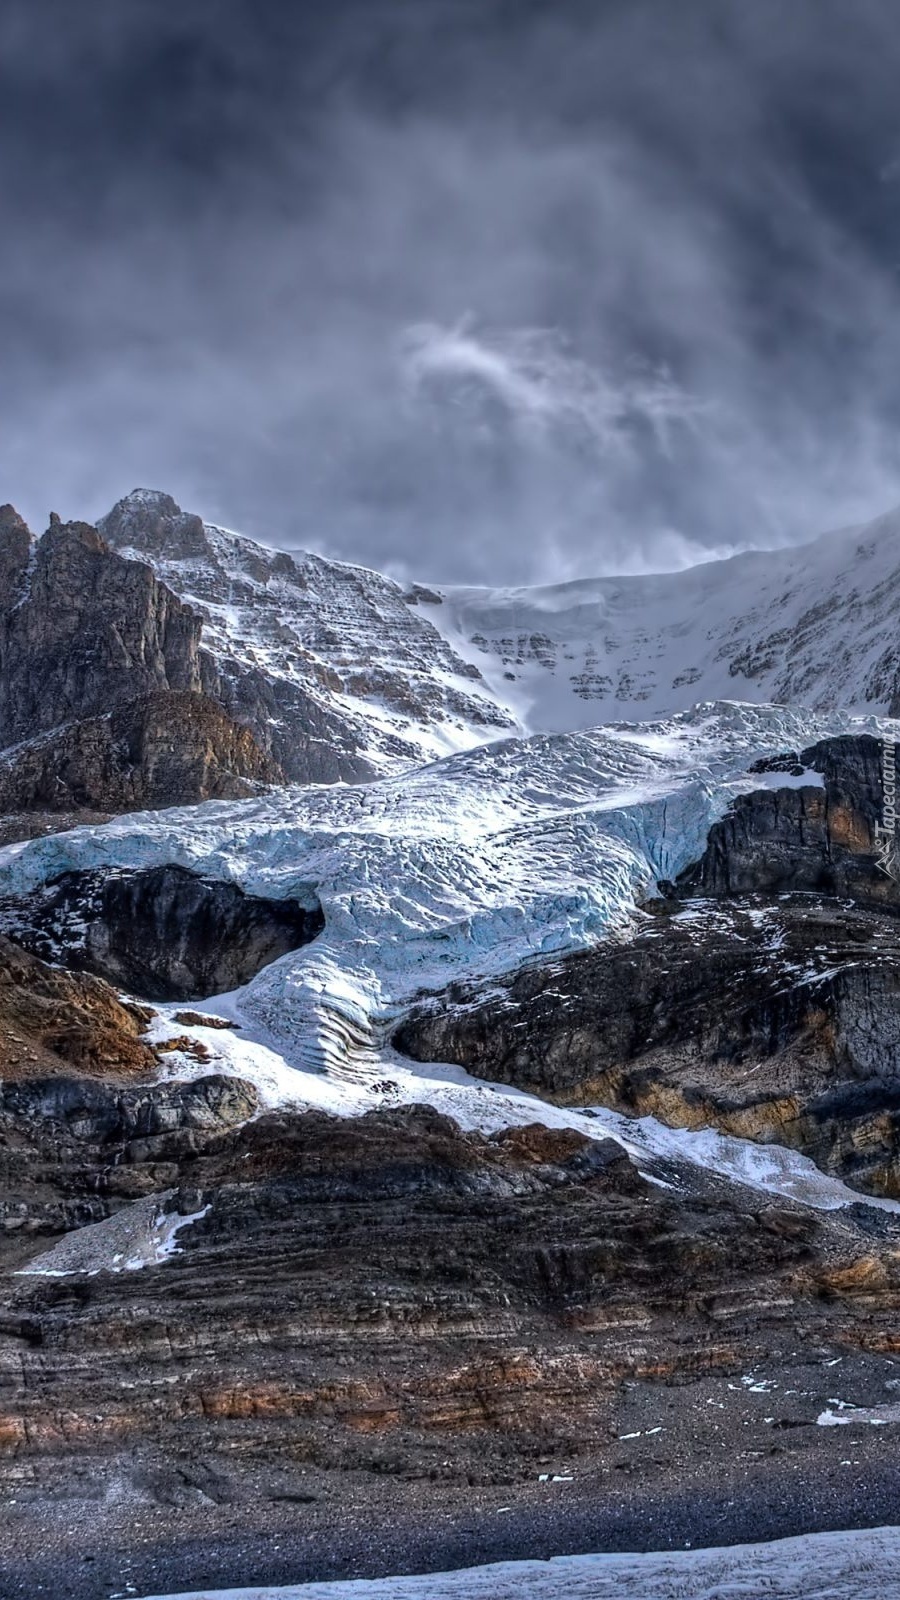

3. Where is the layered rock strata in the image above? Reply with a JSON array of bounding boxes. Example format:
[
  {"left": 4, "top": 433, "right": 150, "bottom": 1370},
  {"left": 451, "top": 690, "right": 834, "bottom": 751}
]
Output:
[{"left": 2, "top": 1085, "right": 898, "bottom": 1511}]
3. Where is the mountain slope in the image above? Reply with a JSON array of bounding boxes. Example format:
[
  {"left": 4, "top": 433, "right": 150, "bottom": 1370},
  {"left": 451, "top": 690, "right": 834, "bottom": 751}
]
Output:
[
  {"left": 426, "top": 506, "right": 900, "bottom": 730},
  {"left": 98, "top": 490, "right": 515, "bottom": 774},
  {"left": 98, "top": 492, "right": 900, "bottom": 752}
]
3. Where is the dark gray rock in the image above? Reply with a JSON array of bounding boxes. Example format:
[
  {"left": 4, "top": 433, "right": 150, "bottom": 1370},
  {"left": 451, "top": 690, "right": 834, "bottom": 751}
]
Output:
[
  {"left": 676, "top": 735, "right": 893, "bottom": 907},
  {"left": 1, "top": 1072, "right": 258, "bottom": 1147},
  {"left": 0, "top": 864, "right": 324, "bottom": 1000}
]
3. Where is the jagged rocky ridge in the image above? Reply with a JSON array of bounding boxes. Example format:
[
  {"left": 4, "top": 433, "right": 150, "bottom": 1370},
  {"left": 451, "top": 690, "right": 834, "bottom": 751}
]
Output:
[{"left": 96, "top": 489, "right": 513, "bottom": 775}]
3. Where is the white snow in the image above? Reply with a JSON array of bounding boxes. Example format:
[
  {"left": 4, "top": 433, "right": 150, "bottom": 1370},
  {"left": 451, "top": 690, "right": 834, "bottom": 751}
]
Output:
[
  {"left": 817, "top": 1403, "right": 900, "bottom": 1427},
  {"left": 425, "top": 504, "right": 900, "bottom": 734},
  {"left": 133, "top": 1525, "right": 900, "bottom": 1600}
]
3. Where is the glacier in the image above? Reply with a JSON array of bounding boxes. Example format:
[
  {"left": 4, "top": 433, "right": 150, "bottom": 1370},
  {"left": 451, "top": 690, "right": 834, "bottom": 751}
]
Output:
[
  {"left": 134, "top": 1525, "right": 900, "bottom": 1600},
  {"left": 0, "top": 700, "right": 894, "bottom": 1103}
]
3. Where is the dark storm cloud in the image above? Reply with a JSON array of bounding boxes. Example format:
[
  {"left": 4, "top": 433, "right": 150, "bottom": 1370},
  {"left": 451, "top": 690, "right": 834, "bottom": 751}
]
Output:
[{"left": 4, "top": 0, "right": 900, "bottom": 581}]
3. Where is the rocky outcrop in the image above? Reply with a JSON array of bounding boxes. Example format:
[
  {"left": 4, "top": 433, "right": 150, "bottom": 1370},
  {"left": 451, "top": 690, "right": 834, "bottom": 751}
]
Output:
[
  {"left": 0, "top": 864, "right": 324, "bottom": 1000},
  {"left": 0, "top": 490, "right": 518, "bottom": 816},
  {"left": 675, "top": 737, "right": 892, "bottom": 907},
  {"left": 0, "top": 691, "right": 282, "bottom": 817},
  {"left": 0, "top": 1070, "right": 258, "bottom": 1247},
  {"left": 95, "top": 489, "right": 209, "bottom": 562},
  {"left": 0, "top": 511, "right": 284, "bottom": 821},
  {"left": 3, "top": 1086, "right": 895, "bottom": 1526},
  {"left": 0, "top": 933, "right": 155, "bottom": 1083}
]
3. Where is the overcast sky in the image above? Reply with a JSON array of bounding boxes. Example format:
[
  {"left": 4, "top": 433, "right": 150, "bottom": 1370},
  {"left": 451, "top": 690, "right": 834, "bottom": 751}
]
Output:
[{"left": 4, "top": 0, "right": 900, "bottom": 583}]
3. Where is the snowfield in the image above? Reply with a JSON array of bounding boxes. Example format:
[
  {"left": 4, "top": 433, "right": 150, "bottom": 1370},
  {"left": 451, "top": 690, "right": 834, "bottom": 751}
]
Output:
[
  {"left": 134, "top": 1525, "right": 900, "bottom": 1600},
  {"left": 1, "top": 701, "right": 898, "bottom": 1215},
  {"left": 427, "top": 504, "right": 900, "bottom": 733}
]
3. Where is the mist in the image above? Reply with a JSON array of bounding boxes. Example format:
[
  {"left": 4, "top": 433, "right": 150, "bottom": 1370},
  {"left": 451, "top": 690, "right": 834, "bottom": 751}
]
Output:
[{"left": 4, "top": 0, "right": 900, "bottom": 583}]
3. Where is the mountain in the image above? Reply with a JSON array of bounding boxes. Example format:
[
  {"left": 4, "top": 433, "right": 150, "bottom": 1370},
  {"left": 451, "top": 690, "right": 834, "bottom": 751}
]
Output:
[
  {"left": 6, "top": 488, "right": 900, "bottom": 841},
  {"left": 427, "top": 505, "right": 900, "bottom": 730},
  {"left": 96, "top": 492, "right": 900, "bottom": 744},
  {"left": 91, "top": 489, "right": 900, "bottom": 765},
  {"left": 8, "top": 492, "right": 900, "bottom": 1587},
  {"left": 97, "top": 489, "right": 514, "bottom": 773}
]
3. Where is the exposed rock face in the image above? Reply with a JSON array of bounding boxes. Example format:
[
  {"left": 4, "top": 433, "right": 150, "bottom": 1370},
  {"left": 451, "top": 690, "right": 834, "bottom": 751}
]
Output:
[
  {"left": 0, "top": 514, "right": 202, "bottom": 743},
  {"left": 0, "top": 934, "right": 155, "bottom": 1083},
  {"left": 3, "top": 1087, "right": 896, "bottom": 1521},
  {"left": 0, "top": 864, "right": 324, "bottom": 1001},
  {"left": 94, "top": 490, "right": 209, "bottom": 562},
  {"left": 0, "top": 511, "right": 283, "bottom": 820},
  {"left": 675, "top": 737, "right": 891, "bottom": 906},
  {"left": 203, "top": 654, "right": 379, "bottom": 785},
  {"left": 0, "top": 493, "right": 510, "bottom": 808},
  {"left": 0, "top": 1071, "right": 258, "bottom": 1244},
  {"left": 396, "top": 899, "right": 900, "bottom": 1195},
  {"left": 0, "top": 691, "right": 282, "bottom": 817}
]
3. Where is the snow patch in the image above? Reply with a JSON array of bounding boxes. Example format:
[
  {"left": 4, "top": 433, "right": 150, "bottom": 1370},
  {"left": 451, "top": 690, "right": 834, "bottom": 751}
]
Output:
[
  {"left": 16, "top": 1197, "right": 210, "bottom": 1278},
  {"left": 134, "top": 1525, "right": 900, "bottom": 1600}
]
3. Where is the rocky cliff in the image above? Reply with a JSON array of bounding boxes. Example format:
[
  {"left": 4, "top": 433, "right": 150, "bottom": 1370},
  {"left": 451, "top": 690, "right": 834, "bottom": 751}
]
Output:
[
  {"left": 0, "top": 510, "right": 202, "bottom": 743},
  {"left": 3, "top": 1058, "right": 899, "bottom": 1570},
  {"left": 0, "top": 508, "right": 283, "bottom": 823}
]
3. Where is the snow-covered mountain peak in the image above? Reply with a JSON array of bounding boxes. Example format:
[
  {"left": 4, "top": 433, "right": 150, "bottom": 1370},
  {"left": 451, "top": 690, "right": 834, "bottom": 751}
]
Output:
[
  {"left": 98, "top": 490, "right": 516, "bottom": 774},
  {"left": 97, "top": 491, "right": 900, "bottom": 770}
]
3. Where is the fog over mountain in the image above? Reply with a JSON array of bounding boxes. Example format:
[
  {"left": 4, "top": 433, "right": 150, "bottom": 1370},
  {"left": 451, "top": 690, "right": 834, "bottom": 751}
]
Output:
[{"left": 5, "top": 0, "right": 900, "bottom": 581}]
